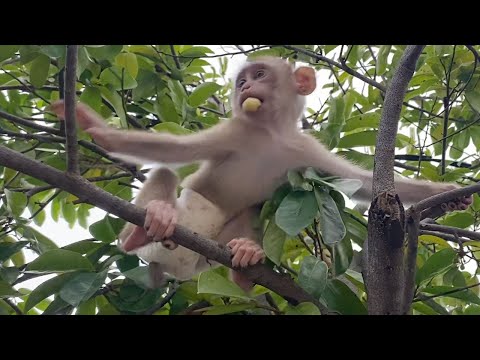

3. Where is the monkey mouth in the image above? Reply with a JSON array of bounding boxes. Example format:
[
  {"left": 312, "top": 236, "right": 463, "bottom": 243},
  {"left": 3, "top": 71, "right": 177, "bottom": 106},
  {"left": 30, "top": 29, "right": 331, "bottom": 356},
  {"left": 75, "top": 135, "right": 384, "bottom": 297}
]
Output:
[{"left": 240, "top": 93, "right": 263, "bottom": 105}]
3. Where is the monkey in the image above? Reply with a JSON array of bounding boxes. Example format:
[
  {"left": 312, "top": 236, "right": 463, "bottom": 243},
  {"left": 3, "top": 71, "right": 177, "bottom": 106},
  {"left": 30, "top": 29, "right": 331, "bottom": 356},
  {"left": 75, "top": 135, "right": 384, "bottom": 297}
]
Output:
[{"left": 51, "top": 56, "right": 473, "bottom": 291}]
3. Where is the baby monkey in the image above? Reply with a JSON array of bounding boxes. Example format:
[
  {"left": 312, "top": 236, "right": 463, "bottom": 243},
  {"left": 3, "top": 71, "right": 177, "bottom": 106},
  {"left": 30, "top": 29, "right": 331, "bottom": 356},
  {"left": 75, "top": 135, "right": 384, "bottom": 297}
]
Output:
[{"left": 52, "top": 56, "right": 472, "bottom": 290}]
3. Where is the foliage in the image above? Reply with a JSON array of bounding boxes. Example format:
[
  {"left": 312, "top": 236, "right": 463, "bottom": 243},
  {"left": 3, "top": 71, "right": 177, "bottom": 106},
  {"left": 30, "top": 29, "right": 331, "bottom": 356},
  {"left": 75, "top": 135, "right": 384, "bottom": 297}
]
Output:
[{"left": 0, "top": 45, "right": 479, "bottom": 315}]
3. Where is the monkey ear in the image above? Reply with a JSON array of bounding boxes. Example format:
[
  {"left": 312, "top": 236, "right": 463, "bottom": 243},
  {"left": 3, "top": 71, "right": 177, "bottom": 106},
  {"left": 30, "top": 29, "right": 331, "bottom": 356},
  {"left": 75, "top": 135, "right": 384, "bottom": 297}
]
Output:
[{"left": 294, "top": 67, "right": 316, "bottom": 95}]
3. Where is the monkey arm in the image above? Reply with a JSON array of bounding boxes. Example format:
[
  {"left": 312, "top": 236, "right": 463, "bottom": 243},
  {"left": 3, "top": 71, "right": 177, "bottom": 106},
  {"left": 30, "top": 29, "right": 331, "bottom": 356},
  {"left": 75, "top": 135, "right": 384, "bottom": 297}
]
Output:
[
  {"left": 297, "top": 134, "right": 465, "bottom": 207},
  {"left": 88, "top": 122, "right": 235, "bottom": 165}
]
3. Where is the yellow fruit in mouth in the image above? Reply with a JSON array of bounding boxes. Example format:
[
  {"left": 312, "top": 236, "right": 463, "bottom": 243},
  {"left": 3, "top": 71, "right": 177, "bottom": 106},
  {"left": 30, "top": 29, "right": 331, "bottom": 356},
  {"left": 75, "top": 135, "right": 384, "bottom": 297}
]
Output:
[{"left": 242, "top": 97, "right": 262, "bottom": 112}]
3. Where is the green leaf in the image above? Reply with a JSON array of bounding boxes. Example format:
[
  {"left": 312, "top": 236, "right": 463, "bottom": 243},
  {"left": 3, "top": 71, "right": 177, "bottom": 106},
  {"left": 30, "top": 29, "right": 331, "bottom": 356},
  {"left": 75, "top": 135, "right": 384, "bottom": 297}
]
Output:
[
  {"left": 180, "top": 46, "right": 214, "bottom": 58},
  {"left": 412, "top": 302, "right": 441, "bottom": 315},
  {"left": 197, "top": 270, "right": 250, "bottom": 300},
  {"left": 0, "top": 280, "right": 20, "bottom": 298},
  {"left": 204, "top": 303, "right": 255, "bottom": 315},
  {"left": 60, "top": 270, "right": 108, "bottom": 307},
  {"left": 115, "top": 52, "right": 138, "bottom": 78},
  {"left": 324, "top": 96, "right": 345, "bottom": 149},
  {"left": 285, "top": 302, "right": 321, "bottom": 315},
  {"left": 21, "top": 225, "right": 58, "bottom": 252},
  {"left": 153, "top": 122, "right": 193, "bottom": 135},
  {"left": 80, "top": 86, "right": 103, "bottom": 114},
  {"left": 321, "top": 279, "right": 367, "bottom": 315},
  {"left": 0, "top": 45, "right": 19, "bottom": 62},
  {"left": 337, "top": 150, "right": 375, "bottom": 170},
  {"left": 154, "top": 94, "right": 180, "bottom": 124},
  {"left": 86, "top": 45, "right": 123, "bottom": 61},
  {"left": 298, "top": 256, "right": 328, "bottom": 298},
  {"left": 30, "top": 54, "right": 50, "bottom": 88},
  {"left": 275, "top": 191, "right": 317, "bottom": 236},
  {"left": 314, "top": 188, "right": 346, "bottom": 245},
  {"left": 99, "top": 85, "right": 127, "bottom": 128},
  {"left": 464, "top": 305, "right": 480, "bottom": 315},
  {"left": 465, "top": 90, "right": 480, "bottom": 114},
  {"left": 4, "top": 189, "right": 27, "bottom": 218},
  {"left": 99, "top": 66, "right": 137, "bottom": 91},
  {"left": 439, "top": 212, "right": 475, "bottom": 229},
  {"left": 27, "top": 249, "right": 94, "bottom": 273},
  {"left": 333, "top": 236, "right": 354, "bottom": 276},
  {"left": 422, "top": 286, "right": 480, "bottom": 305},
  {"left": 188, "top": 82, "right": 222, "bottom": 107},
  {"left": 376, "top": 45, "right": 391, "bottom": 76},
  {"left": 416, "top": 248, "right": 457, "bottom": 286},
  {"left": 122, "top": 266, "right": 152, "bottom": 288},
  {"left": 76, "top": 298, "right": 97, "bottom": 315},
  {"left": 133, "top": 70, "right": 159, "bottom": 101},
  {"left": 61, "top": 201, "right": 76, "bottom": 228},
  {"left": 0, "top": 241, "right": 29, "bottom": 262},
  {"left": 343, "top": 112, "right": 380, "bottom": 132},
  {"left": 89, "top": 216, "right": 117, "bottom": 243},
  {"left": 25, "top": 273, "right": 75, "bottom": 311},
  {"left": 330, "top": 178, "right": 363, "bottom": 198},
  {"left": 263, "top": 220, "right": 287, "bottom": 266},
  {"left": 40, "top": 45, "right": 66, "bottom": 58}
]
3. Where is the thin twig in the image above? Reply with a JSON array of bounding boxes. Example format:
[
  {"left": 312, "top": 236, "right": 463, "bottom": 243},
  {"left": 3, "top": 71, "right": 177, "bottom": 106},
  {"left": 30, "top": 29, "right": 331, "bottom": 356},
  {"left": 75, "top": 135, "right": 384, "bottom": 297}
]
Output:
[{"left": 64, "top": 45, "right": 80, "bottom": 174}]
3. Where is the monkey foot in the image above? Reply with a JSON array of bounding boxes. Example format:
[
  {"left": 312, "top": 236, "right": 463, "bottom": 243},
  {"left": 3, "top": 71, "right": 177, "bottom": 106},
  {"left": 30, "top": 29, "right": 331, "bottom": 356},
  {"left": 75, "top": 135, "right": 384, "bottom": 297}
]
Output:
[{"left": 227, "top": 238, "right": 265, "bottom": 268}]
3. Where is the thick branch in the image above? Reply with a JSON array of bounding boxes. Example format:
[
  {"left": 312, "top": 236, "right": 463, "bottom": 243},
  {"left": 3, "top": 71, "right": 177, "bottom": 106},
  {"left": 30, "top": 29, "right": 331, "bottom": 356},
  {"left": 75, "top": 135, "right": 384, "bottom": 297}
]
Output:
[
  {"left": 64, "top": 45, "right": 79, "bottom": 174},
  {"left": 366, "top": 45, "right": 425, "bottom": 315},
  {"left": 374, "top": 45, "right": 426, "bottom": 195},
  {"left": 416, "top": 182, "right": 480, "bottom": 212},
  {"left": 0, "top": 145, "right": 324, "bottom": 312}
]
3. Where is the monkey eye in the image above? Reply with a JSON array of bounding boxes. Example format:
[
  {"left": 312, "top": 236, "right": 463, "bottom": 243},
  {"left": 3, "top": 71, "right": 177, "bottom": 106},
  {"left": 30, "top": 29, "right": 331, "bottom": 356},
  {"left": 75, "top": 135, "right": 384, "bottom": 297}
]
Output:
[
  {"left": 255, "top": 69, "right": 266, "bottom": 79},
  {"left": 237, "top": 79, "right": 246, "bottom": 88}
]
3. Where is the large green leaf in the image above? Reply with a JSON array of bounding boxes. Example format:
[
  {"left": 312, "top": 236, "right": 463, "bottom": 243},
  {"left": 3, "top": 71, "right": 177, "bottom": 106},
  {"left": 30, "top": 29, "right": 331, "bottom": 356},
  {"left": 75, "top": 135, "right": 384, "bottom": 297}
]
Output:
[
  {"left": 0, "top": 45, "right": 19, "bottom": 62},
  {"left": 275, "top": 191, "right": 317, "bottom": 236},
  {"left": 60, "top": 270, "right": 108, "bottom": 307},
  {"left": 154, "top": 95, "right": 180, "bottom": 124},
  {"left": 21, "top": 225, "right": 58, "bottom": 252},
  {"left": 343, "top": 112, "right": 380, "bottom": 132},
  {"left": 285, "top": 302, "right": 321, "bottom": 315},
  {"left": 197, "top": 270, "right": 250, "bottom": 300},
  {"left": 30, "top": 54, "right": 50, "bottom": 88},
  {"left": 439, "top": 212, "right": 475, "bottom": 229},
  {"left": 321, "top": 279, "right": 367, "bottom": 315},
  {"left": 314, "top": 188, "right": 346, "bottom": 245},
  {"left": 263, "top": 220, "right": 287, "bottom": 266},
  {"left": 188, "top": 82, "right": 222, "bottom": 107},
  {"left": 99, "top": 66, "right": 137, "bottom": 91},
  {"left": 333, "top": 236, "right": 353, "bottom": 276},
  {"left": 115, "top": 52, "right": 138, "bottom": 78},
  {"left": 27, "top": 249, "right": 94, "bottom": 273},
  {"left": 0, "top": 280, "right": 20, "bottom": 298},
  {"left": 416, "top": 248, "right": 457, "bottom": 286},
  {"left": 0, "top": 241, "right": 29, "bottom": 262},
  {"left": 24, "top": 273, "right": 76, "bottom": 311},
  {"left": 298, "top": 256, "right": 328, "bottom": 298},
  {"left": 4, "top": 189, "right": 27, "bottom": 218}
]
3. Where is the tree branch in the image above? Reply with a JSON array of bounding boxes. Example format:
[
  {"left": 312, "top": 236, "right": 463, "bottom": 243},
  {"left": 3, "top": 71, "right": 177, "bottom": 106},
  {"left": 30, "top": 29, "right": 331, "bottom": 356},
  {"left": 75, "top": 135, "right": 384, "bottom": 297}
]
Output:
[
  {"left": 64, "top": 45, "right": 79, "bottom": 174},
  {"left": 0, "top": 109, "right": 62, "bottom": 135},
  {"left": 365, "top": 45, "right": 425, "bottom": 315},
  {"left": 420, "top": 223, "right": 480, "bottom": 241},
  {"left": 0, "top": 145, "right": 325, "bottom": 313}
]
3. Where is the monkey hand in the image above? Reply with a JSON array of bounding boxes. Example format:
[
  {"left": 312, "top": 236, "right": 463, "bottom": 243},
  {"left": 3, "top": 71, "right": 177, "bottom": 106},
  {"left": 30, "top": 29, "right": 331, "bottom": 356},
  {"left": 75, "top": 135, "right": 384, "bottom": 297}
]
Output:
[
  {"left": 227, "top": 238, "right": 265, "bottom": 268},
  {"left": 144, "top": 200, "right": 178, "bottom": 250},
  {"left": 435, "top": 183, "right": 473, "bottom": 212},
  {"left": 50, "top": 100, "right": 110, "bottom": 131}
]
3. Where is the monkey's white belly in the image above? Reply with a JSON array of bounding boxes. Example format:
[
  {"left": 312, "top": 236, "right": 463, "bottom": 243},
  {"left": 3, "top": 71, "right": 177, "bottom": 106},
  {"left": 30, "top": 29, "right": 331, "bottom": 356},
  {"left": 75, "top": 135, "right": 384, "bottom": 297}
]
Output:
[{"left": 132, "top": 188, "right": 227, "bottom": 280}]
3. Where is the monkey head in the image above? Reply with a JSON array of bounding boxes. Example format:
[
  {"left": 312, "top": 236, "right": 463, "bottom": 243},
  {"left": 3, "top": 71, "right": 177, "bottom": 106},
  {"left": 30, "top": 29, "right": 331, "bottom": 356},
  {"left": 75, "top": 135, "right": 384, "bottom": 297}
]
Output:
[{"left": 232, "top": 56, "right": 317, "bottom": 125}]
